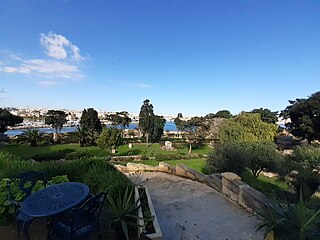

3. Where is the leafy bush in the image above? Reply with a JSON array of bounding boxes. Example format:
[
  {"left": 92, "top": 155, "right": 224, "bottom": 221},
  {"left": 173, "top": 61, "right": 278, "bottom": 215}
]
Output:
[
  {"left": 96, "top": 128, "right": 123, "bottom": 150},
  {"left": 207, "top": 141, "right": 248, "bottom": 175},
  {"left": 256, "top": 194, "right": 320, "bottom": 240},
  {"left": 64, "top": 150, "right": 95, "bottom": 160},
  {"left": 0, "top": 174, "right": 69, "bottom": 223},
  {"left": 281, "top": 146, "right": 320, "bottom": 200},
  {"left": 83, "top": 161, "right": 133, "bottom": 200},
  {"left": 30, "top": 149, "right": 75, "bottom": 162}
]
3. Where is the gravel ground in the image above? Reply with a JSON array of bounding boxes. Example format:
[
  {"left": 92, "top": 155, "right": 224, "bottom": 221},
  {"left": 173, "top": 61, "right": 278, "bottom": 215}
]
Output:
[{"left": 142, "top": 172, "right": 264, "bottom": 240}]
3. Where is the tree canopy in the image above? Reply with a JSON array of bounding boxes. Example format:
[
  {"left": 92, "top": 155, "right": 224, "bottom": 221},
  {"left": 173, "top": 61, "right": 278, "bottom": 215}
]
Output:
[
  {"left": 281, "top": 91, "right": 320, "bottom": 143},
  {"left": 205, "top": 110, "right": 232, "bottom": 119},
  {"left": 150, "top": 115, "right": 166, "bottom": 142},
  {"left": 96, "top": 127, "right": 123, "bottom": 151},
  {"left": 250, "top": 108, "right": 278, "bottom": 124},
  {"left": 0, "top": 108, "right": 23, "bottom": 134},
  {"left": 106, "top": 111, "right": 131, "bottom": 129},
  {"left": 174, "top": 115, "right": 208, "bottom": 153},
  {"left": 219, "top": 113, "right": 278, "bottom": 143},
  {"left": 138, "top": 99, "right": 155, "bottom": 144},
  {"left": 45, "top": 110, "right": 68, "bottom": 134},
  {"left": 80, "top": 108, "right": 102, "bottom": 145}
]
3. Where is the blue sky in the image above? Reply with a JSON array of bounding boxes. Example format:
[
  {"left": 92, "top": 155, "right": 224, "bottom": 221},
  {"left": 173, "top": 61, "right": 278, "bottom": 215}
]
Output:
[{"left": 0, "top": 0, "right": 319, "bottom": 116}]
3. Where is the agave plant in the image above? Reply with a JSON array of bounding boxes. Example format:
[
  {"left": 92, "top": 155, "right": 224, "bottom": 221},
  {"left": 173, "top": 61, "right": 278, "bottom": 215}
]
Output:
[
  {"left": 256, "top": 192, "right": 320, "bottom": 240},
  {"left": 105, "top": 186, "right": 143, "bottom": 240},
  {"left": 20, "top": 128, "right": 44, "bottom": 147}
]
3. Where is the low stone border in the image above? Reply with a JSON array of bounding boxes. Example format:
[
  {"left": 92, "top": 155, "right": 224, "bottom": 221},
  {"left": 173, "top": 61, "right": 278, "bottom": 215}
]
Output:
[
  {"left": 114, "top": 162, "right": 271, "bottom": 213},
  {"left": 135, "top": 187, "right": 162, "bottom": 240}
]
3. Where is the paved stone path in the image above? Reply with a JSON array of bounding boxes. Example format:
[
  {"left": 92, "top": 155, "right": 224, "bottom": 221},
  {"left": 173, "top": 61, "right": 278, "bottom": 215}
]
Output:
[{"left": 143, "top": 172, "right": 263, "bottom": 240}]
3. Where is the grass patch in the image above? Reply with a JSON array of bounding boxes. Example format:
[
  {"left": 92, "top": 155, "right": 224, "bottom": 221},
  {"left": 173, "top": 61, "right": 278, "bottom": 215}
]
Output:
[
  {"left": 3, "top": 144, "right": 108, "bottom": 158},
  {"left": 3, "top": 143, "right": 211, "bottom": 159},
  {"left": 241, "top": 169, "right": 294, "bottom": 200},
  {"left": 116, "top": 158, "right": 209, "bottom": 174}
]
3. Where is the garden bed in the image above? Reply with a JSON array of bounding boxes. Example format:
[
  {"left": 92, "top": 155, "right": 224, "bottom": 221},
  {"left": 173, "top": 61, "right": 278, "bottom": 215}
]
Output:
[{"left": 135, "top": 187, "right": 162, "bottom": 240}]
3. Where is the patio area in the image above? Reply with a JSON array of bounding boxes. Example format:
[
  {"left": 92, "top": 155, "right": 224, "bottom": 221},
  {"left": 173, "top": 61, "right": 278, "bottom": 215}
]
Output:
[{"left": 143, "top": 172, "right": 264, "bottom": 240}]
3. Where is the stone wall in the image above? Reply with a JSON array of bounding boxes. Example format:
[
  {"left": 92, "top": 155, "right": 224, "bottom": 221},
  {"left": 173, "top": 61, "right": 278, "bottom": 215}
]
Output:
[{"left": 113, "top": 162, "right": 270, "bottom": 213}]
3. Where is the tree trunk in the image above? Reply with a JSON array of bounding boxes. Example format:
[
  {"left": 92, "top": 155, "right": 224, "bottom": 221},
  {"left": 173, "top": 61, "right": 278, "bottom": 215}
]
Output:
[
  {"left": 188, "top": 142, "right": 192, "bottom": 153},
  {"left": 145, "top": 133, "right": 149, "bottom": 146}
]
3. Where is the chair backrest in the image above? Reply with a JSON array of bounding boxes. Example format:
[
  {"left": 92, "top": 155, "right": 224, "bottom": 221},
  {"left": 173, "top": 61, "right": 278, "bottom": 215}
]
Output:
[
  {"left": 7, "top": 171, "right": 48, "bottom": 202},
  {"left": 55, "top": 191, "right": 107, "bottom": 238}
]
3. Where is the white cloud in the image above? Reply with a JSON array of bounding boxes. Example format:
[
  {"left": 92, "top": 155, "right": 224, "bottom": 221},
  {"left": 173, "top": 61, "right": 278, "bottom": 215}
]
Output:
[
  {"left": 136, "top": 83, "right": 151, "bottom": 89},
  {"left": 40, "top": 32, "right": 85, "bottom": 61},
  {"left": 2, "top": 66, "right": 31, "bottom": 73},
  {"left": 0, "top": 32, "right": 86, "bottom": 80},
  {"left": 38, "top": 80, "right": 58, "bottom": 86}
]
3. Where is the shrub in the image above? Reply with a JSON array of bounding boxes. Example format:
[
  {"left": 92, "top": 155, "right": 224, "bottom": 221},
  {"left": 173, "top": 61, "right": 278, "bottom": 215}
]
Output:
[
  {"left": 30, "top": 149, "right": 75, "bottom": 162},
  {"left": 64, "top": 150, "right": 95, "bottom": 160},
  {"left": 245, "top": 141, "right": 282, "bottom": 178},
  {"left": 96, "top": 128, "right": 123, "bottom": 151},
  {"left": 83, "top": 161, "right": 133, "bottom": 200},
  {"left": 0, "top": 175, "right": 69, "bottom": 223},
  {"left": 207, "top": 141, "right": 248, "bottom": 175},
  {"left": 256, "top": 194, "right": 320, "bottom": 240},
  {"left": 282, "top": 146, "right": 320, "bottom": 200}
]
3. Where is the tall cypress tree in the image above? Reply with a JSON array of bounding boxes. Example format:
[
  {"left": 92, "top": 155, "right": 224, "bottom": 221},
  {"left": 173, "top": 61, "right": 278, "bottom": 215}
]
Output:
[{"left": 138, "top": 99, "right": 155, "bottom": 145}]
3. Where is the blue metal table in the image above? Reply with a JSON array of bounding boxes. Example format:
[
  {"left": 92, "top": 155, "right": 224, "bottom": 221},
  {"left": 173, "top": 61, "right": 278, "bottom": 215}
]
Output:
[{"left": 21, "top": 182, "right": 89, "bottom": 218}]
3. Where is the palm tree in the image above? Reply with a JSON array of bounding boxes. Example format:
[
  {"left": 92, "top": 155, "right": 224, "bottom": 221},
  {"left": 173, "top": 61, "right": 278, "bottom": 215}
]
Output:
[
  {"left": 75, "top": 125, "right": 88, "bottom": 147},
  {"left": 20, "top": 128, "right": 44, "bottom": 147}
]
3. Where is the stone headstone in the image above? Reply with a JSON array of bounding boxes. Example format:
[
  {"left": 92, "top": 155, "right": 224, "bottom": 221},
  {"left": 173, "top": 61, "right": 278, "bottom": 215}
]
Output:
[
  {"left": 128, "top": 143, "right": 133, "bottom": 149},
  {"left": 164, "top": 141, "right": 173, "bottom": 150}
]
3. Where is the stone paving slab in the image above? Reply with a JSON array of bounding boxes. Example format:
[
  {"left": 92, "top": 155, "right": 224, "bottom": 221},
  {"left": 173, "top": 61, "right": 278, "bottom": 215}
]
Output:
[{"left": 143, "top": 172, "right": 263, "bottom": 240}]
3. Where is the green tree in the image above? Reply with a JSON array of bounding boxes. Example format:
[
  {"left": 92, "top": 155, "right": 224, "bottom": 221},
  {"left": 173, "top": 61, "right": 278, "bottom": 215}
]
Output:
[
  {"left": 219, "top": 113, "right": 277, "bottom": 143},
  {"left": 138, "top": 99, "right": 155, "bottom": 145},
  {"left": 250, "top": 108, "right": 278, "bottom": 124},
  {"left": 45, "top": 110, "right": 67, "bottom": 134},
  {"left": 0, "top": 108, "right": 23, "bottom": 134},
  {"left": 96, "top": 127, "right": 123, "bottom": 151},
  {"left": 106, "top": 111, "right": 132, "bottom": 130},
  {"left": 281, "top": 91, "right": 320, "bottom": 144},
  {"left": 151, "top": 115, "right": 166, "bottom": 142},
  {"left": 20, "top": 128, "right": 44, "bottom": 147},
  {"left": 245, "top": 141, "right": 281, "bottom": 178},
  {"left": 75, "top": 125, "right": 88, "bottom": 147},
  {"left": 214, "top": 110, "right": 233, "bottom": 118},
  {"left": 174, "top": 116, "right": 208, "bottom": 153},
  {"left": 280, "top": 146, "right": 320, "bottom": 200},
  {"left": 80, "top": 108, "right": 102, "bottom": 145}
]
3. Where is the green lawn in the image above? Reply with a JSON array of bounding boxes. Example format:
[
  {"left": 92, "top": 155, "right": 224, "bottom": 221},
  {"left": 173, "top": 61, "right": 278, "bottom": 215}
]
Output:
[
  {"left": 241, "top": 169, "right": 293, "bottom": 199},
  {"left": 3, "top": 144, "right": 108, "bottom": 158},
  {"left": 3, "top": 143, "right": 212, "bottom": 159}
]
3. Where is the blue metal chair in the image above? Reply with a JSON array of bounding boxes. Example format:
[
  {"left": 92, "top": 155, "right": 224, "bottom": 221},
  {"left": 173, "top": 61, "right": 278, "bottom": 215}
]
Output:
[
  {"left": 7, "top": 171, "right": 48, "bottom": 240},
  {"left": 49, "top": 191, "right": 107, "bottom": 240}
]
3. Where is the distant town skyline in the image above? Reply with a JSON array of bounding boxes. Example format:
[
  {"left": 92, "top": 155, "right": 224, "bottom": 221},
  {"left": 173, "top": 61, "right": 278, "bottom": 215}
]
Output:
[{"left": 1, "top": 1, "right": 320, "bottom": 116}]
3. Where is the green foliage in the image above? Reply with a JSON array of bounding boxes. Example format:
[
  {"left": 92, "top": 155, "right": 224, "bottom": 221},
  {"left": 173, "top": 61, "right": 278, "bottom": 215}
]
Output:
[
  {"left": 83, "top": 161, "right": 133, "bottom": 199},
  {"left": 281, "top": 146, "right": 320, "bottom": 200},
  {"left": 174, "top": 116, "right": 208, "bottom": 153},
  {"left": 250, "top": 108, "right": 278, "bottom": 124},
  {"left": 0, "top": 108, "right": 23, "bottom": 134},
  {"left": 219, "top": 113, "right": 278, "bottom": 143},
  {"left": 150, "top": 115, "right": 166, "bottom": 143},
  {"left": 19, "top": 128, "right": 44, "bottom": 147},
  {"left": 256, "top": 194, "right": 320, "bottom": 240},
  {"left": 245, "top": 141, "right": 282, "bottom": 178},
  {"left": 281, "top": 91, "right": 320, "bottom": 143},
  {"left": 214, "top": 110, "right": 233, "bottom": 118},
  {"left": 96, "top": 127, "right": 123, "bottom": 151},
  {"left": 139, "top": 99, "right": 155, "bottom": 144},
  {"left": 106, "top": 111, "right": 132, "bottom": 129},
  {"left": 30, "top": 149, "right": 75, "bottom": 161},
  {"left": 0, "top": 175, "right": 69, "bottom": 223},
  {"left": 80, "top": 108, "right": 102, "bottom": 145},
  {"left": 45, "top": 110, "right": 68, "bottom": 134},
  {"left": 105, "top": 186, "right": 142, "bottom": 240},
  {"left": 207, "top": 141, "right": 248, "bottom": 175}
]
